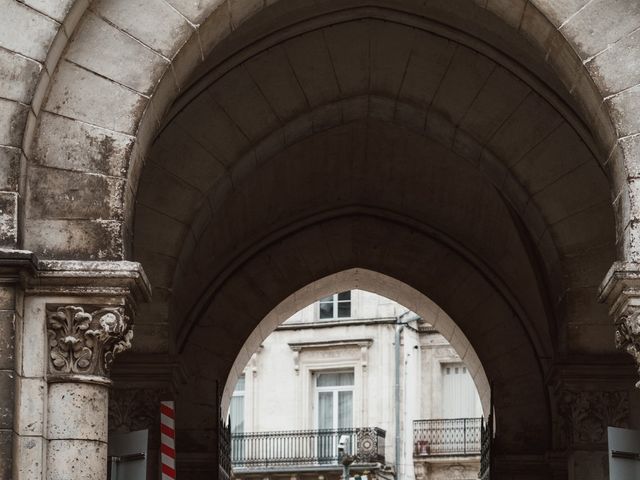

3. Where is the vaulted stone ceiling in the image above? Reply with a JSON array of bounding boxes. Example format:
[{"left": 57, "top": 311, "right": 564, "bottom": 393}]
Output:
[{"left": 126, "top": 1, "right": 616, "bottom": 456}]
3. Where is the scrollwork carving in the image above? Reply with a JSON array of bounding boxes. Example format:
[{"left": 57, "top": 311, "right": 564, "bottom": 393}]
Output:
[{"left": 47, "top": 305, "right": 133, "bottom": 377}]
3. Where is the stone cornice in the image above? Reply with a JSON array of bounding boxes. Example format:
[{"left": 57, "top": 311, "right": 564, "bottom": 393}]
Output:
[
  {"left": 24, "top": 259, "right": 151, "bottom": 303},
  {"left": 288, "top": 338, "right": 373, "bottom": 351},
  {"left": 1, "top": 249, "right": 151, "bottom": 303},
  {"left": 545, "top": 357, "right": 635, "bottom": 390}
]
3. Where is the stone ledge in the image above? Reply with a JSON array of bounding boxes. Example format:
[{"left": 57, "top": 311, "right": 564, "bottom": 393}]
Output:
[
  {"left": 598, "top": 261, "right": 640, "bottom": 312},
  {"left": 0, "top": 248, "right": 151, "bottom": 303}
]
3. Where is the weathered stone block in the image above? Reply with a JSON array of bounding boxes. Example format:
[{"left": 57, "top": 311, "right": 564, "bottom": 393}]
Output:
[
  {"left": 0, "top": 47, "right": 42, "bottom": 103},
  {"left": 67, "top": 12, "right": 169, "bottom": 95},
  {"left": 0, "top": 146, "right": 20, "bottom": 192},
  {"left": 0, "top": 286, "right": 15, "bottom": 311},
  {"left": 0, "top": 98, "right": 29, "bottom": 147},
  {"left": 48, "top": 383, "right": 107, "bottom": 441},
  {"left": 587, "top": 27, "right": 640, "bottom": 97},
  {"left": 32, "top": 112, "right": 134, "bottom": 177},
  {"left": 606, "top": 84, "right": 640, "bottom": 137},
  {"left": 164, "top": 0, "right": 221, "bottom": 24},
  {"left": 531, "top": 0, "right": 590, "bottom": 27},
  {"left": 560, "top": 0, "right": 640, "bottom": 60},
  {"left": 47, "top": 439, "right": 107, "bottom": 480},
  {"left": 14, "top": 377, "right": 45, "bottom": 436},
  {"left": 0, "top": 0, "right": 58, "bottom": 61},
  {"left": 0, "top": 192, "right": 18, "bottom": 248},
  {"left": 24, "top": 219, "right": 124, "bottom": 260},
  {"left": 92, "top": 0, "right": 194, "bottom": 58},
  {"left": 44, "top": 60, "right": 146, "bottom": 135},
  {"left": 27, "top": 166, "right": 124, "bottom": 221},
  {"left": 13, "top": 434, "right": 44, "bottom": 479},
  {"left": 0, "top": 370, "right": 14, "bottom": 429},
  {"left": 0, "top": 311, "right": 14, "bottom": 370},
  {"left": 0, "top": 429, "right": 11, "bottom": 479},
  {"left": 23, "top": 0, "right": 75, "bottom": 22}
]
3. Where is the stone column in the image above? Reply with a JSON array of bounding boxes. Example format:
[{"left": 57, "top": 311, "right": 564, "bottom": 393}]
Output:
[
  {"left": 45, "top": 305, "right": 133, "bottom": 479},
  {"left": 9, "top": 257, "right": 149, "bottom": 480}
]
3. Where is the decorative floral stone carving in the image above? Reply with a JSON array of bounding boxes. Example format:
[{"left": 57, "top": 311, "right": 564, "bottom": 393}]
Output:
[
  {"left": 615, "top": 309, "right": 640, "bottom": 388},
  {"left": 557, "top": 390, "right": 628, "bottom": 446},
  {"left": 109, "top": 388, "right": 164, "bottom": 432},
  {"left": 47, "top": 305, "right": 133, "bottom": 377}
]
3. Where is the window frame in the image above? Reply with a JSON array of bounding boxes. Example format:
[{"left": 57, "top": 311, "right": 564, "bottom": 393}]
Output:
[
  {"left": 317, "top": 291, "right": 352, "bottom": 320},
  {"left": 314, "top": 369, "right": 355, "bottom": 431}
]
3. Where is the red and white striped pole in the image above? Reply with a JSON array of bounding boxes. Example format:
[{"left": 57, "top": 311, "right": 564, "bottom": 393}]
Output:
[{"left": 160, "top": 400, "right": 176, "bottom": 479}]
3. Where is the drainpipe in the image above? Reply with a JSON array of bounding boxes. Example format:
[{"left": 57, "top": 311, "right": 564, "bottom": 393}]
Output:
[{"left": 394, "top": 317, "right": 403, "bottom": 480}]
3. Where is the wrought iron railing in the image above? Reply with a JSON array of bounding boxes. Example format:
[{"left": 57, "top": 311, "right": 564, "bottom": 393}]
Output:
[
  {"left": 479, "top": 415, "right": 492, "bottom": 480},
  {"left": 219, "top": 419, "right": 231, "bottom": 480},
  {"left": 231, "top": 427, "right": 385, "bottom": 468},
  {"left": 413, "top": 418, "right": 482, "bottom": 456}
]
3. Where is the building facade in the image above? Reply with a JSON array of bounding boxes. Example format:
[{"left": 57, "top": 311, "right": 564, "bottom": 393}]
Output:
[{"left": 229, "top": 290, "right": 482, "bottom": 480}]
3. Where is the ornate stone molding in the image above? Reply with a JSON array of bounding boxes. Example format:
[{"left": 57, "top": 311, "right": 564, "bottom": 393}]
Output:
[
  {"left": 599, "top": 261, "right": 640, "bottom": 388},
  {"left": 557, "top": 389, "right": 629, "bottom": 447},
  {"left": 109, "top": 388, "right": 167, "bottom": 433},
  {"left": 47, "top": 305, "right": 133, "bottom": 377}
]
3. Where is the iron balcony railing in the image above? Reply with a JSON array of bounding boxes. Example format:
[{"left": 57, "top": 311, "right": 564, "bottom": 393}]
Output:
[
  {"left": 231, "top": 427, "right": 386, "bottom": 469},
  {"left": 479, "top": 415, "right": 492, "bottom": 480},
  {"left": 219, "top": 419, "right": 232, "bottom": 480},
  {"left": 413, "top": 418, "right": 482, "bottom": 457}
]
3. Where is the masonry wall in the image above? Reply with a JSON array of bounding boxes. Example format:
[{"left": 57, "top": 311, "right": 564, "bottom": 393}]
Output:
[{"left": 0, "top": 283, "right": 16, "bottom": 478}]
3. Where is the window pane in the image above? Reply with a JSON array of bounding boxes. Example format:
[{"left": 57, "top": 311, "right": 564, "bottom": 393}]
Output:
[
  {"left": 318, "top": 392, "right": 333, "bottom": 429},
  {"left": 317, "top": 372, "right": 337, "bottom": 387},
  {"left": 234, "top": 375, "right": 245, "bottom": 393},
  {"left": 337, "top": 301, "right": 351, "bottom": 318},
  {"left": 338, "top": 391, "right": 353, "bottom": 429},
  {"left": 337, "top": 372, "right": 354, "bottom": 386},
  {"left": 317, "top": 372, "right": 354, "bottom": 387},
  {"left": 319, "top": 295, "right": 334, "bottom": 303},
  {"left": 337, "top": 291, "right": 351, "bottom": 301},
  {"left": 319, "top": 302, "right": 333, "bottom": 319},
  {"left": 230, "top": 395, "right": 244, "bottom": 434}
]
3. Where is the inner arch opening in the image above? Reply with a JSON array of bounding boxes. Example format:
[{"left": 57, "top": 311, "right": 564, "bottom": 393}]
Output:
[{"left": 222, "top": 268, "right": 490, "bottom": 417}]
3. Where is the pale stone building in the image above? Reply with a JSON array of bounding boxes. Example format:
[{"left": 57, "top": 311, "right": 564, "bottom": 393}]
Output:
[
  {"left": 228, "top": 290, "right": 482, "bottom": 480},
  {"left": 1, "top": 1, "right": 640, "bottom": 479}
]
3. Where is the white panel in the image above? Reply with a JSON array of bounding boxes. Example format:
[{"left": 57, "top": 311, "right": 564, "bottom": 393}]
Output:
[
  {"left": 609, "top": 426, "right": 640, "bottom": 479},
  {"left": 442, "top": 364, "right": 478, "bottom": 418}
]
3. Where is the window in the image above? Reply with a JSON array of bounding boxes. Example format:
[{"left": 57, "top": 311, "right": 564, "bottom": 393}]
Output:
[
  {"left": 315, "top": 371, "right": 354, "bottom": 429},
  {"left": 441, "top": 363, "right": 481, "bottom": 418},
  {"left": 318, "top": 291, "right": 352, "bottom": 319},
  {"left": 230, "top": 375, "right": 246, "bottom": 462},
  {"left": 315, "top": 371, "right": 354, "bottom": 462},
  {"left": 230, "top": 375, "right": 245, "bottom": 434}
]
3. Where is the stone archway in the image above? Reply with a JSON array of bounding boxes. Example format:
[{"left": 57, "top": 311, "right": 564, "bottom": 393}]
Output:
[
  {"left": 219, "top": 268, "right": 491, "bottom": 417},
  {"left": 2, "top": 1, "right": 640, "bottom": 480}
]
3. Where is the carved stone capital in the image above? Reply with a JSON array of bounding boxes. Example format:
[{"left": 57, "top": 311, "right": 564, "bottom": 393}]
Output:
[
  {"left": 556, "top": 389, "right": 629, "bottom": 448},
  {"left": 599, "top": 261, "right": 640, "bottom": 387},
  {"left": 47, "top": 305, "right": 133, "bottom": 378},
  {"left": 109, "top": 388, "right": 168, "bottom": 433}
]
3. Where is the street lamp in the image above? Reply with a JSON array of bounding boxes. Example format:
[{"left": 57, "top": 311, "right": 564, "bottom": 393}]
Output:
[{"left": 338, "top": 435, "right": 355, "bottom": 480}]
